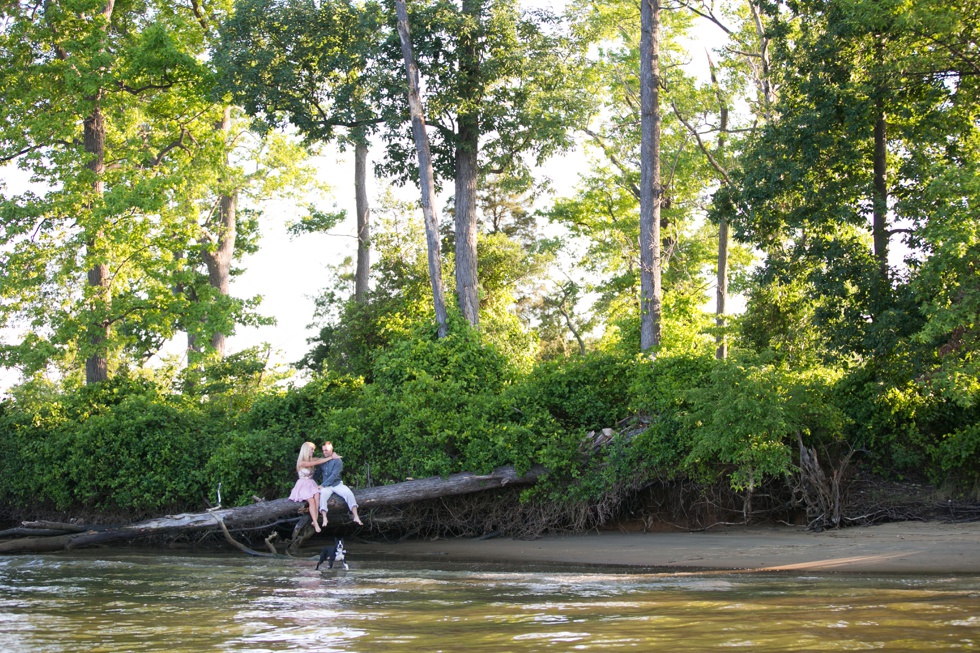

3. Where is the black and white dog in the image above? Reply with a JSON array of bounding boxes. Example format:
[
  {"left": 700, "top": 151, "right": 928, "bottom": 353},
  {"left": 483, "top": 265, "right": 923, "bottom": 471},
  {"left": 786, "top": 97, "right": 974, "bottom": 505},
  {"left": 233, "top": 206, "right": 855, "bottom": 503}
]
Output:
[{"left": 316, "top": 538, "right": 348, "bottom": 571}]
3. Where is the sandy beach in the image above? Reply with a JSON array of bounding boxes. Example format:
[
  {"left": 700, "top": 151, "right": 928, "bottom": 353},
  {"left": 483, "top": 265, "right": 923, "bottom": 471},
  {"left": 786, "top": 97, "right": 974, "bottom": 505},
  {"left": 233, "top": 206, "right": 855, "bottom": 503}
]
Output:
[{"left": 353, "top": 520, "right": 980, "bottom": 573}]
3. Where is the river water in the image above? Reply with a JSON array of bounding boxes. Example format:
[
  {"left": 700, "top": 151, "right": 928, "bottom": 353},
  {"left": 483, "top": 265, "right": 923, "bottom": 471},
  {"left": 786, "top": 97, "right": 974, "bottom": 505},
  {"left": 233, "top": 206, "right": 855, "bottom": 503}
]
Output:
[{"left": 1, "top": 549, "right": 978, "bottom": 652}]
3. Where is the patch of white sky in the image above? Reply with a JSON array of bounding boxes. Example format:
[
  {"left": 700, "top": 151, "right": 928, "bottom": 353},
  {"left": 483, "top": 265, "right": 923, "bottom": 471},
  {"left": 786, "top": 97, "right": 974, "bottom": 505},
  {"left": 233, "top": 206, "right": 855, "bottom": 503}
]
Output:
[{"left": 0, "top": 1, "right": 732, "bottom": 394}]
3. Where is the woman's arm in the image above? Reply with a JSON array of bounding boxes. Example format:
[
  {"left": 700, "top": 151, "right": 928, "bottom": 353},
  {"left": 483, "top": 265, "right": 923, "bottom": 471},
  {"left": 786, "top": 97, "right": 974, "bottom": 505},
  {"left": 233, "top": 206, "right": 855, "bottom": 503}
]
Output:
[{"left": 298, "top": 458, "right": 328, "bottom": 468}]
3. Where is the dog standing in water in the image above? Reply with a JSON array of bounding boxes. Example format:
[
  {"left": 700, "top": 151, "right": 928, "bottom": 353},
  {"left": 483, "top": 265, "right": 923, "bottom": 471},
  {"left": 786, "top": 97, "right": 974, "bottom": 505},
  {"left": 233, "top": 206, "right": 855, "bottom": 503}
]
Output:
[{"left": 316, "top": 538, "right": 348, "bottom": 570}]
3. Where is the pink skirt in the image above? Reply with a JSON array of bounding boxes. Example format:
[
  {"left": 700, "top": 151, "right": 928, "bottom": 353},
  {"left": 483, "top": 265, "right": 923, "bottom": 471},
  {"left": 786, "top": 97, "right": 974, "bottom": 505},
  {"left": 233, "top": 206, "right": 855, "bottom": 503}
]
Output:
[{"left": 289, "top": 477, "right": 319, "bottom": 502}]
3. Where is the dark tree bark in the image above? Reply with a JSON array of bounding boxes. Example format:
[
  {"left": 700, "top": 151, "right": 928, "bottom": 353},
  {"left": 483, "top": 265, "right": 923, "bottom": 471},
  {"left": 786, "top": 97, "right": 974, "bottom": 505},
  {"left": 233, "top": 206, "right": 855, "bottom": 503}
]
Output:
[
  {"left": 872, "top": 94, "right": 888, "bottom": 277},
  {"left": 395, "top": 0, "right": 449, "bottom": 337},
  {"left": 83, "top": 4, "right": 113, "bottom": 384},
  {"left": 714, "top": 66, "right": 730, "bottom": 361},
  {"left": 639, "top": 0, "right": 663, "bottom": 353},
  {"left": 199, "top": 106, "right": 237, "bottom": 357},
  {"left": 0, "top": 465, "right": 545, "bottom": 554},
  {"left": 354, "top": 133, "right": 371, "bottom": 303},
  {"left": 453, "top": 0, "right": 482, "bottom": 328}
]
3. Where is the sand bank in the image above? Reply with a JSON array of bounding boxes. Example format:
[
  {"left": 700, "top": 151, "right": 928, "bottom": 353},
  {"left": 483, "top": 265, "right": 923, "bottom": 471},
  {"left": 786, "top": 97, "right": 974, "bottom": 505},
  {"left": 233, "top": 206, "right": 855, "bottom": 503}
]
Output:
[{"left": 353, "top": 521, "right": 980, "bottom": 573}]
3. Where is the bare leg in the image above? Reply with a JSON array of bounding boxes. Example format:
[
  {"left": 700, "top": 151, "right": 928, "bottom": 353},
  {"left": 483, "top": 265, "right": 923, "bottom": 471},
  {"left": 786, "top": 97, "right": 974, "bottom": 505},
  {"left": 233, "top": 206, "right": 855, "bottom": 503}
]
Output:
[
  {"left": 352, "top": 506, "right": 363, "bottom": 526},
  {"left": 309, "top": 495, "right": 321, "bottom": 533}
]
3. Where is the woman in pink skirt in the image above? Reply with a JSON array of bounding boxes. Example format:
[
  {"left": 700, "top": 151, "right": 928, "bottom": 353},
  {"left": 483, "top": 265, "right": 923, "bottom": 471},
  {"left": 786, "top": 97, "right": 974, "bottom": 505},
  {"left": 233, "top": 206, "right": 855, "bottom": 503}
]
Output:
[{"left": 289, "top": 441, "right": 327, "bottom": 532}]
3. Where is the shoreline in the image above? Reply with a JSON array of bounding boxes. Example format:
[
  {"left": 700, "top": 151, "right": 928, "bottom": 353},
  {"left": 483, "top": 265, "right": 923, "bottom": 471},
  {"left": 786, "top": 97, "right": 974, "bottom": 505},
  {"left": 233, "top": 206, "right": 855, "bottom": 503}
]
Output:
[{"left": 350, "top": 520, "right": 980, "bottom": 573}]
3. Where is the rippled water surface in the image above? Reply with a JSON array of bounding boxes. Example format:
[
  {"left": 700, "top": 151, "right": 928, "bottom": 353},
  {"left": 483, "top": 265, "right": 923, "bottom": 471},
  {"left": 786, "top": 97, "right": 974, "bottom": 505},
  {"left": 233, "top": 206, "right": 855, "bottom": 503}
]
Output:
[{"left": 1, "top": 550, "right": 978, "bottom": 652}]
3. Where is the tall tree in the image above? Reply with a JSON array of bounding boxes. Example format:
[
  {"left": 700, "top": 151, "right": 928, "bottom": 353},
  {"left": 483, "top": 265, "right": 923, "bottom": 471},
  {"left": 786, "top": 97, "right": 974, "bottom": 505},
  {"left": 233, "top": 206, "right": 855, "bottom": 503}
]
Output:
[
  {"left": 216, "top": 0, "right": 385, "bottom": 307},
  {"left": 0, "top": 0, "right": 213, "bottom": 382},
  {"left": 672, "top": 0, "right": 778, "bottom": 359},
  {"left": 723, "top": 0, "right": 977, "bottom": 359},
  {"left": 0, "top": 0, "right": 303, "bottom": 384},
  {"left": 639, "top": 0, "right": 664, "bottom": 352},
  {"left": 182, "top": 1, "right": 242, "bottom": 360},
  {"left": 379, "top": 0, "right": 588, "bottom": 329},
  {"left": 395, "top": 0, "right": 449, "bottom": 337},
  {"left": 548, "top": 0, "right": 733, "bottom": 355}
]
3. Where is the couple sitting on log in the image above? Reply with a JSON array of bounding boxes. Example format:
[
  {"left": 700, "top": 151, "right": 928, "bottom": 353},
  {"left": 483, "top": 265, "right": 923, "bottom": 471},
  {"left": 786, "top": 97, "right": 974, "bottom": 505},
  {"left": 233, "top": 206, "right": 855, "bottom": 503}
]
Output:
[{"left": 289, "top": 441, "right": 363, "bottom": 532}]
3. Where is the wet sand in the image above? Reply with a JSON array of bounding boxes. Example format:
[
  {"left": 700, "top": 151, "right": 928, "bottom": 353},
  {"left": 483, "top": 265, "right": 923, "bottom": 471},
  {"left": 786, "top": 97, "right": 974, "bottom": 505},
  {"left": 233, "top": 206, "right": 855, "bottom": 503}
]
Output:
[{"left": 354, "top": 521, "right": 980, "bottom": 573}]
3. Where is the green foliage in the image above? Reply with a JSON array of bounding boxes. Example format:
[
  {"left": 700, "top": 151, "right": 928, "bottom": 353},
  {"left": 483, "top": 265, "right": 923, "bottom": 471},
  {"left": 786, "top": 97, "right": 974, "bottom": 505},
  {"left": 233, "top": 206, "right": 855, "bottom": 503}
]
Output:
[
  {"left": 0, "top": 0, "right": 307, "bottom": 381},
  {"left": 683, "top": 355, "right": 848, "bottom": 491},
  {"left": 3, "top": 343, "right": 980, "bottom": 519},
  {"left": 519, "top": 353, "right": 633, "bottom": 432},
  {"left": 0, "top": 377, "right": 216, "bottom": 514},
  {"left": 726, "top": 0, "right": 977, "bottom": 366},
  {"left": 203, "top": 427, "right": 299, "bottom": 507},
  {"left": 3, "top": 0, "right": 980, "bottom": 526},
  {"left": 935, "top": 423, "right": 980, "bottom": 491}
]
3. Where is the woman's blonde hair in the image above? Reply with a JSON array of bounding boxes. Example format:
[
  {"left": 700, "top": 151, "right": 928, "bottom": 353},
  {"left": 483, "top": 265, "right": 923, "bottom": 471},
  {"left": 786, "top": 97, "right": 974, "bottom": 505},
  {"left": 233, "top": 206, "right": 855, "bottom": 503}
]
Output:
[{"left": 296, "top": 441, "right": 315, "bottom": 469}]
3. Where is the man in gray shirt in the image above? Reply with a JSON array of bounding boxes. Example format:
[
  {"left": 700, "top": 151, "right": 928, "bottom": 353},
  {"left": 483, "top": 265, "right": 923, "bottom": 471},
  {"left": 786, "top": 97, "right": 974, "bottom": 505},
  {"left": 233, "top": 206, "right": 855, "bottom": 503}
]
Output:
[{"left": 318, "top": 441, "right": 364, "bottom": 527}]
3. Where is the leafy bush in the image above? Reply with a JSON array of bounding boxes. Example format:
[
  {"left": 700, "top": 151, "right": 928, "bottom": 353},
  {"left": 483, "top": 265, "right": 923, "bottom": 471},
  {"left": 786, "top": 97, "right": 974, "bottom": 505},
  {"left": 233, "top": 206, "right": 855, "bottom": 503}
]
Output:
[
  {"left": 519, "top": 352, "right": 634, "bottom": 432},
  {"left": 934, "top": 422, "right": 980, "bottom": 492},
  {"left": 0, "top": 378, "right": 216, "bottom": 514},
  {"left": 681, "top": 355, "right": 847, "bottom": 491},
  {"left": 4, "top": 320, "right": 980, "bottom": 523},
  {"left": 204, "top": 427, "right": 300, "bottom": 507}
]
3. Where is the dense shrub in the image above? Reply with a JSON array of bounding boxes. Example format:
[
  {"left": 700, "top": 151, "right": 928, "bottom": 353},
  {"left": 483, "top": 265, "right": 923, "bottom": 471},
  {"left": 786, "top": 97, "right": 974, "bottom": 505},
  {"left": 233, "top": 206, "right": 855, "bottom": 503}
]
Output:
[
  {"left": 3, "top": 327, "right": 980, "bottom": 522},
  {"left": 0, "top": 378, "right": 217, "bottom": 515},
  {"left": 680, "top": 355, "right": 848, "bottom": 491},
  {"left": 518, "top": 352, "right": 634, "bottom": 432},
  {"left": 204, "top": 427, "right": 300, "bottom": 507}
]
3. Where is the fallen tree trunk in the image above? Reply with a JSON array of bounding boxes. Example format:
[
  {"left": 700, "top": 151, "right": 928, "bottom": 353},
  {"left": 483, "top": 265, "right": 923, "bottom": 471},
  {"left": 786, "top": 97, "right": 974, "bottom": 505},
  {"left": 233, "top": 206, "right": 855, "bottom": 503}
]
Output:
[{"left": 0, "top": 465, "right": 546, "bottom": 554}]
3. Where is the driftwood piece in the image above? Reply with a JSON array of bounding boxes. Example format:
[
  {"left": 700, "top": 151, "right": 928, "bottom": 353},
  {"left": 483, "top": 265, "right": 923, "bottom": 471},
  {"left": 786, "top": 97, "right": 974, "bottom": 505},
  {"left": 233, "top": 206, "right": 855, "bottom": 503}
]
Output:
[
  {"left": 796, "top": 432, "right": 854, "bottom": 531},
  {"left": 0, "top": 465, "right": 545, "bottom": 554},
  {"left": 21, "top": 521, "right": 91, "bottom": 533},
  {"left": 0, "top": 528, "right": 77, "bottom": 538}
]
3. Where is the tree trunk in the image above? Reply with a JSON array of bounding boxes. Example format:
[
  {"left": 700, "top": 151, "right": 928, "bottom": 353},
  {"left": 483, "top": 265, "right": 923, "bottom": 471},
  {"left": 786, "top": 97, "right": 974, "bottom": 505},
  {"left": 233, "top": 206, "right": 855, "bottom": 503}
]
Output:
[
  {"left": 200, "top": 106, "right": 237, "bottom": 357},
  {"left": 84, "top": 105, "right": 110, "bottom": 385},
  {"left": 454, "top": 0, "right": 481, "bottom": 328},
  {"left": 80, "top": 0, "right": 118, "bottom": 385},
  {"left": 639, "top": 0, "right": 663, "bottom": 353},
  {"left": 716, "top": 220, "right": 729, "bottom": 359},
  {"left": 751, "top": 2, "right": 776, "bottom": 121},
  {"left": 354, "top": 134, "right": 371, "bottom": 303},
  {"left": 0, "top": 465, "right": 545, "bottom": 554},
  {"left": 395, "top": 0, "right": 448, "bottom": 338},
  {"left": 715, "top": 89, "right": 730, "bottom": 361},
  {"left": 455, "top": 131, "right": 480, "bottom": 328},
  {"left": 872, "top": 86, "right": 888, "bottom": 277}
]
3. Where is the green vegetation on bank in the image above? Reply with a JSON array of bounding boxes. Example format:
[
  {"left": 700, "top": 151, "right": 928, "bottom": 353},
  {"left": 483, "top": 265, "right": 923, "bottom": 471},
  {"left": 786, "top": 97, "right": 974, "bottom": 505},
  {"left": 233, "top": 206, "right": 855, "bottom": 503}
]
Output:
[{"left": 2, "top": 315, "right": 978, "bottom": 524}]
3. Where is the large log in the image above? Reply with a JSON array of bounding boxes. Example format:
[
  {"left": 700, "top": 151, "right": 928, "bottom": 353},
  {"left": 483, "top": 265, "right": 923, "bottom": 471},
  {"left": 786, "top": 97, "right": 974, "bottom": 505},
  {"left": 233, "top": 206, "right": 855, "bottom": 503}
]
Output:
[{"left": 0, "top": 465, "right": 545, "bottom": 554}]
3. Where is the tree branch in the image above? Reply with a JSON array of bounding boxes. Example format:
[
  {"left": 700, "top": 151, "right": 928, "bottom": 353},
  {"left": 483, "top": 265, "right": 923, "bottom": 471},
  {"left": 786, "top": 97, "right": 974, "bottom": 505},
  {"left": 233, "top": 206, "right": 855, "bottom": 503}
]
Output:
[
  {"left": 581, "top": 127, "right": 641, "bottom": 199},
  {"left": 1, "top": 141, "right": 73, "bottom": 164},
  {"left": 670, "top": 100, "right": 732, "bottom": 186}
]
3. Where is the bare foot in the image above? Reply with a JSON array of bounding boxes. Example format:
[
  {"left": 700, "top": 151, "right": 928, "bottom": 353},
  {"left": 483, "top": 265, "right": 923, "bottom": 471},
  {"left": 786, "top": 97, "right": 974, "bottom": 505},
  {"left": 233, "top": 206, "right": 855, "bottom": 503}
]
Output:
[
  {"left": 353, "top": 517, "right": 363, "bottom": 526},
  {"left": 321, "top": 515, "right": 329, "bottom": 527},
  {"left": 314, "top": 522, "right": 321, "bottom": 533}
]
